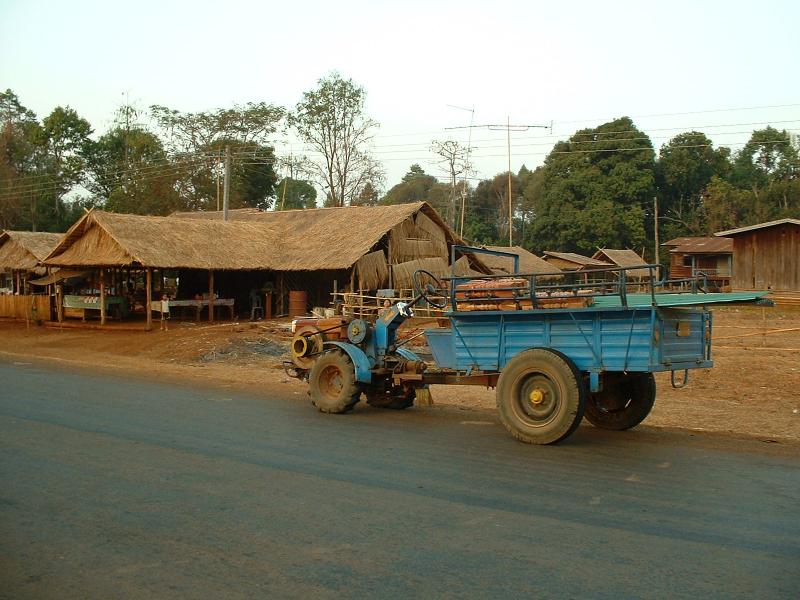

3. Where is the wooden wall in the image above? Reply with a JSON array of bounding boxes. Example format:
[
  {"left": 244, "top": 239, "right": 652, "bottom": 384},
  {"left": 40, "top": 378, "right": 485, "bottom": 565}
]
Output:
[
  {"left": 730, "top": 223, "right": 800, "bottom": 291},
  {"left": 669, "top": 253, "right": 691, "bottom": 279},
  {"left": 0, "top": 295, "right": 51, "bottom": 320}
]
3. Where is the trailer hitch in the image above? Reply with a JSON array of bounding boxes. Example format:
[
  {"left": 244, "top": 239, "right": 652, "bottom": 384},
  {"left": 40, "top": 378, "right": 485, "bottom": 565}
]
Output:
[{"left": 670, "top": 369, "right": 689, "bottom": 389}]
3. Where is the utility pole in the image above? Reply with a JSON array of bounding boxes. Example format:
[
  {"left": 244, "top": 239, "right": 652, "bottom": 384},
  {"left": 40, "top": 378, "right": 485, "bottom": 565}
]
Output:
[
  {"left": 653, "top": 196, "right": 660, "bottom": 268},
  {"left": 446, "top": 104, "right": 475, "bottom": 238},
  {"left": 216, "top": 150, "right": 221, "bottom": 211},
  {"left": 446, "top": 118, "right": 551, "bottom": 246},
  {"left": 506, "top": 116, "right": 512, "bottom": 246},
  {"left": 223, "top": 145, "right": 231, "bottom": 221}
]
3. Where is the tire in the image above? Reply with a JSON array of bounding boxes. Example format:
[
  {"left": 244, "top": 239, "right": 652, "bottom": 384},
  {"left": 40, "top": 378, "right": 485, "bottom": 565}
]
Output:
[
  {"left": 366, "top": 387, "right": 416, "bottom": 410},
  {"left": 496, "top": 348, "right": 585, "bottom": 445},
  {"left": 585, "top": 372, "right": 656, "bottom": 431},
  {"left": 308, "top": 350, "right": 361, "bottom": 414}
]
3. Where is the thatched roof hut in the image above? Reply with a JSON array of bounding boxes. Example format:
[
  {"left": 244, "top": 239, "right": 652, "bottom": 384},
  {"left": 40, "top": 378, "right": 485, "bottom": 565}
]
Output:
[
  {"left": 46, "top": 202, "right": 478, "bottom": 276},
  {"left": 481, "top": 246, "right": 562, "bottom": 276},
  {"left": 0, "top": 231, "right": 64, "bottom": 271}
]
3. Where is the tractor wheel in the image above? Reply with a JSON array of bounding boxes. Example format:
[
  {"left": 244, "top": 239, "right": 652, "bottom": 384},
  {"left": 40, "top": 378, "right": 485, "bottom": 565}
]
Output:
[
  {"left": 585, "top": 372, "right": 655, "bottom": 431},
  {"left": 366, "top": 386, "right": 416, "bottom": 410},
  {"left": 496, "top": 349, "right": 585, "bottom": 445},
  {"left": 308, "top": 350, "right": 361, "bottom": 414}
]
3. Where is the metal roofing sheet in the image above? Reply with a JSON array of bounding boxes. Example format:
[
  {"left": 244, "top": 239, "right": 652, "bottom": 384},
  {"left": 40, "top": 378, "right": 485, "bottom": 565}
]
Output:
[{"left": 592, "top": 291, "right": 768, "bottom": 308}]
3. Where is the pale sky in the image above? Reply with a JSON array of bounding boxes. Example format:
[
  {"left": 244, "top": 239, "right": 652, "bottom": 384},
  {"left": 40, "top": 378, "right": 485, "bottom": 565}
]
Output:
[{"left": 2, "top": 0, "right": 799, "bottom": 190}]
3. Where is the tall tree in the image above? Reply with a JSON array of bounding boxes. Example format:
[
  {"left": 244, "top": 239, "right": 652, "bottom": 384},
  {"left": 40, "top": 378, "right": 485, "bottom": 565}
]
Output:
[
  {"left": 731, "top": 127, "right": 799, "bottom": 219},
  {"left": 85, "top": 125, "right": 183, "bottom": 215},
  {"left": 526, "top": 117, "right": 655, "bottom": 254},
  {"left": 290, "top": 73, "right": 383, "bottom": 206},
  {"left": 0, "top": 91, "right": 93, "bottom": 231},
  {"left": 150, "top": 102, "right": 283, "bottom": 211},
  {"left": 656, "top": 131, "right": 731, "bottom": 238}
]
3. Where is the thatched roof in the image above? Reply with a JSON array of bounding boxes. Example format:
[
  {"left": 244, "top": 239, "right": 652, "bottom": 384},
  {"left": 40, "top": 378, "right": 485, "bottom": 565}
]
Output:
[
  {"left": 0, "top": 231, "right": 64, "bottom": 270},
  {"left": 45, "top": 202, "right": 481, "bottom": 273},
  {"left": 592, "top": 249, "right": 650, "bottom": 279},
  {"left": 482, "top": 246, "right": 562, "bottom": 276}
]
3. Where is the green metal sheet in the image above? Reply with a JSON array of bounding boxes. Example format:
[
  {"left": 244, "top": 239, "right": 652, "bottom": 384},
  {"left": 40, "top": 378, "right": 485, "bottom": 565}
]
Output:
[{"left": 592, "top": 292, "right": 768, "bottom": 308}]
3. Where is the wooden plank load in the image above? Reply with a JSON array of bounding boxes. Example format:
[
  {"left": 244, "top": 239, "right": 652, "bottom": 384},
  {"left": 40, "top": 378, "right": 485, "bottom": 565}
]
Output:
[{"left": 455, "top": 278, "right": 594, "bottom": 311}]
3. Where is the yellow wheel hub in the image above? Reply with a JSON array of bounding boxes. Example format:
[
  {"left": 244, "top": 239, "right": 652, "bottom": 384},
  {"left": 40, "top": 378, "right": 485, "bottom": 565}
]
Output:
[{"left": 529, "top": 389, "right": 545, "bottom": 405}]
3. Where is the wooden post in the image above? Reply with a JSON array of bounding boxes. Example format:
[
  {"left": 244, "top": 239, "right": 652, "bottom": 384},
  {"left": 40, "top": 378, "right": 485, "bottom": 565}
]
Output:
[
  {"left": 99, "top": 268, "right": 106, "bottom": 326},
  {"left": 15, "top": 271, "right": 21, "bottom": 294},
  {"left": 56, "top": 284, "right": 63, "bottom": 323},
  {"left": 208, "top": 270, "right": 215, "bottom": 322},
  {"left": 145, "top": 268, "right": 153, "bottom": 331},
  {"left": 278, "top": 273, "right": 285, "bottom": 315}
]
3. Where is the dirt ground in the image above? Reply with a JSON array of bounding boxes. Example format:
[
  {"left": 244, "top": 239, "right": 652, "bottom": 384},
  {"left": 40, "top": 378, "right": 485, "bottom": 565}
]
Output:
[{"left": 1, "top": 305, "right": 799, "bottom": 443}]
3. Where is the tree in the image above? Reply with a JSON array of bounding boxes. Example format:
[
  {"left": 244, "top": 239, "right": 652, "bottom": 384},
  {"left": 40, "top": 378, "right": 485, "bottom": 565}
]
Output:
[
  {"left": 380, "top": 164, "right": 450, "bottom": 215},
  {"left": 290, "top": 73, "right": 383, "bottom": 206},
  {"left": 430, "top": 140, "right": 469, "bottom": 227},
  {"left": 85, "top": 125, "right": 183, "bottom": 215},
  {"left": 656, "top": 131, "right": 731, "bottom": 238},
  {"left": 702, "top": 176, "right": 752, "bottom": 233},
  {"left": 526, "top": 117, "right": 655, "bottom": 254},
  {"left": 352, "top": 181, "right": 379, "bottom": 206},
  {"left": 275, "top": 177, "right": 317, "bottom": 210},
  {"left": 0, "top": 91, "right": 93, "bottom": 231},
  {"left": 150, "top": 102, "right": 283, "bottom": 211},
  {"left": 731, "top": 127, "right": 799, "bottom": 218},
  {"left": 150, "top": 102, "right": 285, "bottom": 154}
]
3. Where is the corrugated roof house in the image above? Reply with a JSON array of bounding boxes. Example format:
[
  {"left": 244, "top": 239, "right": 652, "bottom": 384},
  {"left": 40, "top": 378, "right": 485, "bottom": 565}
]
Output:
[
  {"left": 480, "top": 246, "right": 562, "bottom": 277},
  {"left": 662, "top": 236, "right": 733, "bottom": 282},
  {"left": 591, "top": 248, "right": 650, "bottom": 280},
  {"left": 542, "top": 251, "right": 612, "bottom": 272}
]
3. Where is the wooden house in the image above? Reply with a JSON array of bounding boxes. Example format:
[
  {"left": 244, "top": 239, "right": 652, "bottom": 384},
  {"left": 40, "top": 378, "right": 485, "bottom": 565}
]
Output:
[
  {"left": 661, "top": 237, "right": 733, "bottom": 285},
  {"left": 715, "top": 218, "right": 800, "bottom": 292}
]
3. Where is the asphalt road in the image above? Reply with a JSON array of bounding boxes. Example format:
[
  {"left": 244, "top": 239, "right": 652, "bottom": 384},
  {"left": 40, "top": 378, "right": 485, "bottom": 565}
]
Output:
[{"left": 1, "top": 360, "right": 798, "bottom": 599}]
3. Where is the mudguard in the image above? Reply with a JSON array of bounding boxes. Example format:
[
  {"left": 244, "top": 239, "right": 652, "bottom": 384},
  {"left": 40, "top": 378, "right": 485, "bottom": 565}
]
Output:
[
  {"left": 323, "top": 341, "right": 374, "bottom": 384},
  {"left": 395, "top": 347, "right": 422, "bottom": 362}
]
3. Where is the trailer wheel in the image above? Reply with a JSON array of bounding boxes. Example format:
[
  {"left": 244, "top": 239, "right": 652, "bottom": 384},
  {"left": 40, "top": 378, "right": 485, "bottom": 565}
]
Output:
[
  {"left": 308, "top": 350, "right": 361, "bottom": 414},
  {"left": 366, "top": 387, "right": 415, "bottom": 410},
  {"left": 585, "top": 372, "right": 655, "bottom": 430},
  {"left": 496, "top": 349, "right": 585, "bottom": 445}
]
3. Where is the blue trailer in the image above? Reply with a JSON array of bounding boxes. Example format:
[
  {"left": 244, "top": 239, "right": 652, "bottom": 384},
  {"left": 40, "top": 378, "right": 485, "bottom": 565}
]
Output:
[{"left": 288, "top": 246, "right": 768, "bottom": 445}]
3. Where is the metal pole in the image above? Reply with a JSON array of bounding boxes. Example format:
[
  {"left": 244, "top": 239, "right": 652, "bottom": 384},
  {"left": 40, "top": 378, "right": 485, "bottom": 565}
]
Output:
[{"left": 223, "top": 145, "right": 231, "bottom": 221}]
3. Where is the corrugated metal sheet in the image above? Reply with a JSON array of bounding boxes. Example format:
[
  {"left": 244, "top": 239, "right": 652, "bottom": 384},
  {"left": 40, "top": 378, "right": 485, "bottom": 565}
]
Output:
[{"left": 670, "top": 237, "right": 732, "bottom": 254}]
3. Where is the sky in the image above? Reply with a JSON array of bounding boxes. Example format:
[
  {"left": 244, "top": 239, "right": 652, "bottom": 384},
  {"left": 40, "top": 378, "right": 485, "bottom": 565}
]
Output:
[{"left": 1, "top": 0, "right": 799, "bottom": 191}]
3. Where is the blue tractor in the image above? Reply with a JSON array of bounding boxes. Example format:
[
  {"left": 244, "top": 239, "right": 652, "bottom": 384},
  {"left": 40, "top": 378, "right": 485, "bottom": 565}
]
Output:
[{"left": 288, "top": 246, "right": 768, "bottom": 445}]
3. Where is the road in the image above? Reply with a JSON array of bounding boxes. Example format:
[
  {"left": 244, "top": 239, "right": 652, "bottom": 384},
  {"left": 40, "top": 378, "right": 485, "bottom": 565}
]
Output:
[{"left": 0, "top": 360, "right": 798, "bottom": 599}]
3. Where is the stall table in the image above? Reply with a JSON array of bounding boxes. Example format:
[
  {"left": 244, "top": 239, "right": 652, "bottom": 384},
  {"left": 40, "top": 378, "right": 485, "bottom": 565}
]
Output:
[
  {"left": 63, "top": 295, "right": 130, "bottom": 320},
  {"left": 149, "top": 298, "right": 235, "bottom": 321}
]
